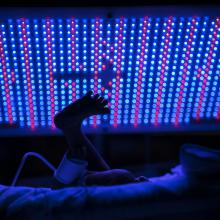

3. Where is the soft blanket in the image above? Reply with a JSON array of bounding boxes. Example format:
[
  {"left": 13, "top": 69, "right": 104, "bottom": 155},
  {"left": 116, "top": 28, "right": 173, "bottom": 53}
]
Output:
[
  {"left": 0, "top": 165, "right": 193, "bottom": 220},
  {"left": 1, "top": 143, "right": 220, "bottom": 220}
]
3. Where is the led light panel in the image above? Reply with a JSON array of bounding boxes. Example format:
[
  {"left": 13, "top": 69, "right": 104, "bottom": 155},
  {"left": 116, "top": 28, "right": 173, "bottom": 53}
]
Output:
[{"left": 0, "top": 8, "right": 220, "bottom": 135}]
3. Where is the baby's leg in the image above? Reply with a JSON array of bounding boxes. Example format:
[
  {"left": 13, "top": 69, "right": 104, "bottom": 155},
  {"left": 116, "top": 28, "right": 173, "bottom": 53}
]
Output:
[
  {"left": 54, "top": 90, "right": 110, "bottom": 171},
  {"left": 52, "top": 91, "right": 147, "bottom": 187}
]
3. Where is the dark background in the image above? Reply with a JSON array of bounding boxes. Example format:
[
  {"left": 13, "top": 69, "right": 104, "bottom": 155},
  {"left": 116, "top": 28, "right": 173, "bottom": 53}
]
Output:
[
  {"left": 0, "top": 132, "right": 220, "bottom": 185},
  {"left": 0, "top": 0, "right": 219, "bottom": 7}
]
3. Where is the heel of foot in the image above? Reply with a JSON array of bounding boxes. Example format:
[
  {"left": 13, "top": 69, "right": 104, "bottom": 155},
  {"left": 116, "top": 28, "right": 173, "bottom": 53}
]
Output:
[{"left": 54, "top": 113, "right": 83, "bottom": 130}]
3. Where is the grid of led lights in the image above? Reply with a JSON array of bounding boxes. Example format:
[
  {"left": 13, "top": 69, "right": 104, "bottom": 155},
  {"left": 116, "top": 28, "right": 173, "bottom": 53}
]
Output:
[{"left": 0, "top": 16, "right": 220, "bottom": 131}]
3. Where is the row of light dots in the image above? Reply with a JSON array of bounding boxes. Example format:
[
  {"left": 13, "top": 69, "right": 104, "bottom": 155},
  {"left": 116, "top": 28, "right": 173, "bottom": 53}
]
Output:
[{"left": 0, "top": 17, "right": 220, "bottom": 129}]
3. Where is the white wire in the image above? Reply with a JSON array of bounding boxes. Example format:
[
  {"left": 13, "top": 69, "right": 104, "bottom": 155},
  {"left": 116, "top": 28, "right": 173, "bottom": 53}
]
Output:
[{"left": 11, "top": 152, "right": 56, "bottom": 187}]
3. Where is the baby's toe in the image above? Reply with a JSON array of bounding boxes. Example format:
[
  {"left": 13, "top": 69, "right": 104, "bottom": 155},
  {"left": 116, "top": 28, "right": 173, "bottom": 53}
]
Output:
[
  {"left": 97, "top": 96, "right": 105, "bottom": 103},
  {"left": 101, "top": 99, "right": 108, "bottom": 106},
  {"left": 93, "top": 94, "right": 100, "bottom": 100},
  {"left": 85, "top": 90, "right": 93, "bottom": 97}
]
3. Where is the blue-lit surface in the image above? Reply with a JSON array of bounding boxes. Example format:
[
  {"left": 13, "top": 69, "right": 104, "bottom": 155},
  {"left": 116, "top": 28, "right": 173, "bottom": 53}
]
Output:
[{"left": 0, "top": 7, "right": 220, "bottom": 135}]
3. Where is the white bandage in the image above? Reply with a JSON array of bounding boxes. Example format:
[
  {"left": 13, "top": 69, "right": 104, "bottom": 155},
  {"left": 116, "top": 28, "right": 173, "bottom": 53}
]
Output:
[{"left": 54, "top": 153, "right": 88, "bottom": 185}]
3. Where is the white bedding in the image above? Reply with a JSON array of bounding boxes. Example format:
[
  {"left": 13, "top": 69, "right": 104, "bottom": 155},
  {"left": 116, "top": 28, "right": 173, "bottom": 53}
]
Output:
[
  {"left": 1, "top": 143, "right": 220, "bottom": 220},
  {"left": 0, "top": 165, "right": 193, "bottom": 220}
]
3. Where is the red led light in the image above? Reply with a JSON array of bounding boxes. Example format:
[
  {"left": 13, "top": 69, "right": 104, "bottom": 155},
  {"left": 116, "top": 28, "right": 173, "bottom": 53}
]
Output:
[
  {"left": 102, "top": 40, "right": 107, "bottom": 46},
  {"left": 217, "top": 110, "right": 220, "bottom": 120},
  {"left": 154, "top": 17, "right": 173, "bottom": 127},
  {"left": 174, "top": 18, "right": 196, "bottom": 127},
  {"left": 70, "top": 17, "right": 76, "bottom": 71},
  {"left": 92, "top": 17, "right": 102, "bottom": 127},
  {"left": 112, "top": 17, "right": 125, "bottom": 128},
  {"left": 19, "top": 18, "right": 36, "bottom": 128},
  {"left": 109, "top": 58, "right": 114, "bottom": 64},
  {"left": 1, "top": 16, "right": 220, "bottom": 131},
  {"left": 45, "top": 18, "right": 55, "bottom": 128},
  {"left": 79, "top": 64, "right": 83, "bottom": 70},
  {"left": 197, "top": 19, "right": 220, "bottom": 121},
  {"left": 71, "top": 81, "right": 76, "bottom": 102},
  {"left": 134, "top": 17, "right": 147, "bottom": 127}
]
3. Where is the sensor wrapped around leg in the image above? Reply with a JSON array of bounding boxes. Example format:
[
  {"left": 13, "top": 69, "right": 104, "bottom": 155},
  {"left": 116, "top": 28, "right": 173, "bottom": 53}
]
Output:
[{"left": 54, "top": 153, "right": 88, "bottom": 185}]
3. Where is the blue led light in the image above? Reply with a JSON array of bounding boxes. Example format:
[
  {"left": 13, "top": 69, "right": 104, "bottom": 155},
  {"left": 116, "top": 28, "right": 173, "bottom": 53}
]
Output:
[{"left": 0, "top": 16, "right": 220, "bottom": 132}]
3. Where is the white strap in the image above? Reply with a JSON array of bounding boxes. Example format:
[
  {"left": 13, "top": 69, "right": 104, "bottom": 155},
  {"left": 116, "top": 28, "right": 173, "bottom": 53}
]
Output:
[{"left": 54, "top": 153, "right": 88, "bottom": 185}]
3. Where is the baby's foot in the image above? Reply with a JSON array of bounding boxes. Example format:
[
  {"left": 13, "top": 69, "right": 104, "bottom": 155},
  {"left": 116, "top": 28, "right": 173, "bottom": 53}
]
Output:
[{"left": 54, "top": 90, "right": 110, "bottom": 129}]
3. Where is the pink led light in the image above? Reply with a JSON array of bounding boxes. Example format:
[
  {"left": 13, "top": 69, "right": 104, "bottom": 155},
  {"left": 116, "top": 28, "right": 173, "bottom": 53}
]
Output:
[
  {"left": 72, "top": 81, "right": 76, "bottom": 102},
  {"left": 113, "top": 17, "right": 124, "bottom": 128},
  {"left": 101, "top": 86, "right": 105, "bottom": 92},
  {"left": 218, "top": 111, "right": 220, "bottom": 121},
  {"left": 195, "top": 73, "right": 207, "bottom": 121},
  {"left": 218, "top": 76, "right": 220, "bottom": 116},
  {"left": 102, "top": 40, "right": 107, "bottom": 46},
  {"left": 92, "top": 17, "right": 101, "bottom": 127},
  {"left": 154, "top": 17, "right": 173, "bottom": 127},
  {"left": 0, "top": 30, "right": 13, "bottom": 124},
  {"left": 109, "top": 58, "right": 114, "bottom": 65},
  {"left": 198, "top": 18, "right": 220, "bottom": 121},
  {"left": 20, "top": 18, "right": 35, "bottom": 129},
  {"left": 79, "top": 64, "right": 83, "bottom": 71},
  {"left": 102, "top": 64, "right": 106, "bottom": 71},
  {"left": 70, "top": 17, "right": 76, "bottom": 71},
  {"left": 64, "top": 82, "right": 68, "bottom": 87},
  {"left": 217, "top": 18, "right": 220, "bottom": 119},
  {"left": 11, "top": 71, "right": 15, "bottom": 83},
  {"left": 174, "top": 18, "right": 197, "bottom": 127},
  {"left": 45, "top": 18, "right": 55, "bottom": 129},
  {"left": 133, "top": 17, "right": 148, "bottom": 127}
]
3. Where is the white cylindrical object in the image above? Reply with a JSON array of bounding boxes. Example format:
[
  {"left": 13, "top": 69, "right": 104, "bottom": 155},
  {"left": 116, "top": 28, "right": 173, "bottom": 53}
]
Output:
[{"left": 54, "top": 153, "right": 88, "bottom": 185}]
